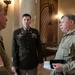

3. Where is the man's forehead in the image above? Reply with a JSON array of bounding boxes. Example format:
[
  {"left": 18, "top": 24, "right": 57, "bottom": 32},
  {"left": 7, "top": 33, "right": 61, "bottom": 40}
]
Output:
[
  {"left": 61, "top": 16, "right": 68, "bottom": 20},
  {"left": 23, "top": 16, "right": 31, "bottom": 19}
]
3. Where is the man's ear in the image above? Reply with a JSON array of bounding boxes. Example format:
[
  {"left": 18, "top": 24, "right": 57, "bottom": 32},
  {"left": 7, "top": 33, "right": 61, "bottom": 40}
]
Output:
[{"left": 70, "top": 20, "right": 74, "bottom": 25}]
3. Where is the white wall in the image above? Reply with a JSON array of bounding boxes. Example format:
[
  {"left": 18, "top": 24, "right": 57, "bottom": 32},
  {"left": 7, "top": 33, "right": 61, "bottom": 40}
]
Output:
[{"left": 19, "top": 0, "right": 40, "bottom": 30}]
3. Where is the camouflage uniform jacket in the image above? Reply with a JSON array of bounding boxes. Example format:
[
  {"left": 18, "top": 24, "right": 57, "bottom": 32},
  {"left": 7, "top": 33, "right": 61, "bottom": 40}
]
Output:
[
  {"left": 0, "top": 35, "right": 13, "bottom": 75},
  {"left": 50, "top": 30, "right": 75, "bottom": 75}
]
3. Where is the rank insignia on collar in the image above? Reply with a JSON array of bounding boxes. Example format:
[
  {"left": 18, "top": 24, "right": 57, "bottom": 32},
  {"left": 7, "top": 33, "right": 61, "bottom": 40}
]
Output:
[{"left": 31, "top": 33, "right": 37, "bottom": 38}]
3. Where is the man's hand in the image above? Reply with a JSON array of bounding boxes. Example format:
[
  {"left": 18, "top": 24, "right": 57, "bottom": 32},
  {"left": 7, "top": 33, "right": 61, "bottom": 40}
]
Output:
[
  {"left": 52, "top": 63, "right": 62, "bottom": 72},
  {"left": 11, "top": 66, "right": 17, "bottom": 73},
  {"left": 38, "top": 63, "right": 43, "bottom": 71},
  {"left": 0, "top": 56, "right": 4, "bottom": 67}
]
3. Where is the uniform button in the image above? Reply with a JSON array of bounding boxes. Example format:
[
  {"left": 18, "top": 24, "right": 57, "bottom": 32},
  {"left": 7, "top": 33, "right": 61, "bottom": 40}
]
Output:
[
  {"left": 26, "top": 42, "right": 28, "bottom": 44},
  {"left": 26, "top": 38, "right": 28, "bottom": 39},
  {"left": 27, "top": 46, "right": 29, "bottom": 48}
]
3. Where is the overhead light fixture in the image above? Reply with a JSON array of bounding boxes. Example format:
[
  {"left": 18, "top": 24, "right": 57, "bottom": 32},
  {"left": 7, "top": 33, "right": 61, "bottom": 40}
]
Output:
[{"left": 3, "top": 0, "right": 11, "bottom": 15}]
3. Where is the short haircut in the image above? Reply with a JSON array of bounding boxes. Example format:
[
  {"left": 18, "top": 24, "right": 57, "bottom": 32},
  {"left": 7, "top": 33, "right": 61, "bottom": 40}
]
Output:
[
  {"left": 22, "top": 13, "right": 31, "bottom": 19},
  {"left": 61, "top": 14, "right": 75, "bottom": 23}
]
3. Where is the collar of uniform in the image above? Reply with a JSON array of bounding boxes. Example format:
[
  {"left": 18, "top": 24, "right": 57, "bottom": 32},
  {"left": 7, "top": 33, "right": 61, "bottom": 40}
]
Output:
[
  {"left": 64, "top": 29, "right": 75, "bottom": 37},
  {"left": 0, "top": 35, "right": 3, "bottom": 41},
  {"left": 23, "top": 27, "right": 30, "bottom": 31},
  {"left": 21, "top": 27, "right": 32, "bottom": 34}
]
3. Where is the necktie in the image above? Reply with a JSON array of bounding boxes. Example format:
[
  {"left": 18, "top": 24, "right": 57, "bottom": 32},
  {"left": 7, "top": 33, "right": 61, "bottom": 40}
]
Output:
[{"left": 26, "top": 29, "right": 29, "bottom": 33}]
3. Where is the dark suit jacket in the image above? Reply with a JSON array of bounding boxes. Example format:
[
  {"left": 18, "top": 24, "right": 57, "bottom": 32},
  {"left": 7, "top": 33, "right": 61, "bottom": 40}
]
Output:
[{"left": 12, "top": 27, "right": 43, "bottom": 70}]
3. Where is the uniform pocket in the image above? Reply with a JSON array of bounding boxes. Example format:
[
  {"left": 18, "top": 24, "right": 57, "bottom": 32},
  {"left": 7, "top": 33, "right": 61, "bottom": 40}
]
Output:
[
  {"left": 62, "top": 43, "right": 72, "bottom": 56},
  {"left": 63, "top": 43, "right": 73, "bottom": 62},
  {"left": 63, "top": 48, "right": 70, "bottom": 56},
  {"left": 19, "top": 49, "right": 28, "bottom": 61}
]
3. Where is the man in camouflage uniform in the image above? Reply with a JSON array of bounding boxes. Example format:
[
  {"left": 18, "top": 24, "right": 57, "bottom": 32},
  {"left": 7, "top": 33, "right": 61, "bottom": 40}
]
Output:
[
  {"left": 50, "top": 14, "right": 75, "bottom": 75},
  {"left": 0, "top": 4, "right": 13, "bottom": 75}
]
